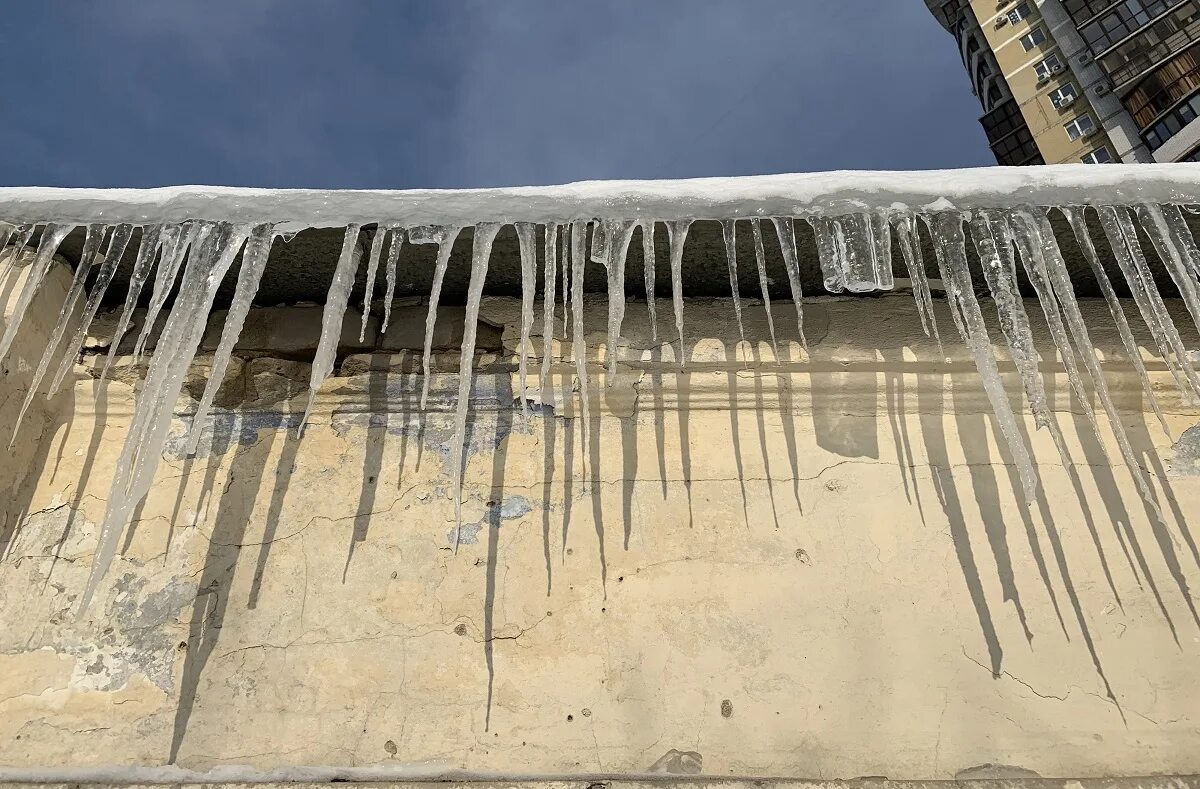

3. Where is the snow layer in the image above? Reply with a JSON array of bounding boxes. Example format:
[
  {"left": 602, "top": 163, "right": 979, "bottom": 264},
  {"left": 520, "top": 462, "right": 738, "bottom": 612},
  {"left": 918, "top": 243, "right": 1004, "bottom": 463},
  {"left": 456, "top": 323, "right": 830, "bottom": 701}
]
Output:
[{"left": 3, "top": 164, "right": 1200, "bottom": 231}]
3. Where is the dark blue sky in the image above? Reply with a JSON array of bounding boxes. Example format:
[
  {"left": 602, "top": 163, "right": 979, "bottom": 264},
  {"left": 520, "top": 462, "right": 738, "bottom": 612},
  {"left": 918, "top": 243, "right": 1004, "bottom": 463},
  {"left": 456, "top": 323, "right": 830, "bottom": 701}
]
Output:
[{"left": 0, "top": 1, "right": 995, "bottom": 189}]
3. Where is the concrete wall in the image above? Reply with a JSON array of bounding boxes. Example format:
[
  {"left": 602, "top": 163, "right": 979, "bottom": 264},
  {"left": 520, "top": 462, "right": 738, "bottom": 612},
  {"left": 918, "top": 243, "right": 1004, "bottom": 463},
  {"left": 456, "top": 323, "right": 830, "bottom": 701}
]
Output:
[{"left": 2, "top": 257, "right": 1200, "bottom": 780}]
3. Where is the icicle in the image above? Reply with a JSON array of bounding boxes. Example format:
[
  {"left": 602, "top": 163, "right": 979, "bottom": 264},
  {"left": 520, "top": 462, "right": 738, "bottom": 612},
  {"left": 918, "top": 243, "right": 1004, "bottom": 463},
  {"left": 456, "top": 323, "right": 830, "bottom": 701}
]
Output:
[
  {"left": 0, "top": 224, "right": 13, "bottom": 257},
  {"left": 185, "top": 224, "right": 275, "bottom": 455},
  {"left": 605, "top": 220, "right": 636, "bottom": 377},
  {"left": 301, "top": 224, "right": 362, "bottom": 434},
  {"left": 11, "top": 226, "right": 108, "bottom": 440},
  {"left": 997, "top": 209, "right": 1103, "bottom": 446},
  {"left": 134, "top": 223, "right": 199, "bottom": 360},
  {"left": 515, "top": 222, "right": 538, "bottom": 419},
  {"left": 0, "top": 224, "right": 35, "bottom": 278},
  {"left": 809, "top": 217, "right": 846, "bottom": 293},
  {"left": 571, "top": 220, "right": 590, "bottom": 434},
  {"left": 1159, "top": 203, "right": 1200, "bottom": 280},
  {"left": 417, "top": 225, "right": 463, "bottom": 410},
  {"left": 1010, "top": 207, "right": 1160, "bottom": 512},
  {"left": 666, "top": 220, "right": 690, "bottom": 365},
  {"left": 98, "top": 225, "right": 164, "bottom": 388},
  {"left": 1097, "top": 206, "right": 1200, "bottom": 400},
  {"left": 927, "top": 211, "right": 1039, "bottom": 503},
  {"left": 359, "top": 226, "right": 387, "bottom": 342},
  {"left": 46, "top": 224, "right": 135, "bottom": 397},
  {"left": 450, "top": 222, "right": 501, "bottom": 552},
  {"left": 540, "top": 223, "right": 559, "bottom": 407},
  {"left": 770, "top": 217, "right": 809, "bottom": 352},
  {"left": 870, "top": 211, "right": 896, "bottom": 290},
  {"left": 1062, "top": 207, "right": 1171, "bottom": 436},
  {"left": 561, "top": 229, "right": 570, "bottom": 335},
  {"left": 721, "top": 219, "right": 746, "bottom": 351},
  {"left": 0, "top": 223, "right": 76, "bottom": 363},
  {"left": 969, "top": 212, "right": 1054, "bottom": 432},
  {"left": 641, "top": 220, "right": 657, "bottom": 341},
  {"left": 380, "top": 226, "right": 404, "bottom": 334},
  {"left": 78, "top": 224, "right": 248, "bottom": 614},
  {"left": 749, "top": 218, "right": 779, "bottom": 359},
  {"left": 590, "top": 220, "right": 610, "bottom": 264},
  {"left": 893, "top": 214, "right": 941, "bottom": 347},
  {"left": 1135, "top": 203, "right": 1200, "bottom": 335}
]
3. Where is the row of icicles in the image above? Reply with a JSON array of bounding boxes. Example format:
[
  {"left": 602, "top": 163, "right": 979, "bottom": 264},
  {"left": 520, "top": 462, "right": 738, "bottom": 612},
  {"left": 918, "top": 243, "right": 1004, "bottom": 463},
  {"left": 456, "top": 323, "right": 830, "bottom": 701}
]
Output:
[{"left": 2, "top": 203, "right": 1200, "bottom": 614}]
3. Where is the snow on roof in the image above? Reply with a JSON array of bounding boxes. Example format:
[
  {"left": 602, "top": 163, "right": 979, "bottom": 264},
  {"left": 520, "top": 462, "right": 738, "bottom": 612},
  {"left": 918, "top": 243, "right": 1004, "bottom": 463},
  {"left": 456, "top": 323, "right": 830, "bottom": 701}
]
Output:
[{"left": 2, "top": 164, "right": 1199, "bottom": 231}]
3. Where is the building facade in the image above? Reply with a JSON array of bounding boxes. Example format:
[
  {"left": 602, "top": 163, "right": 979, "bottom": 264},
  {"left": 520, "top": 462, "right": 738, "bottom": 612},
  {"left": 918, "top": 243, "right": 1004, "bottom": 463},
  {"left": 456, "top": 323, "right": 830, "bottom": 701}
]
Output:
[{"left": 927, "top": 0, "right": 1200, "bottom": 164}]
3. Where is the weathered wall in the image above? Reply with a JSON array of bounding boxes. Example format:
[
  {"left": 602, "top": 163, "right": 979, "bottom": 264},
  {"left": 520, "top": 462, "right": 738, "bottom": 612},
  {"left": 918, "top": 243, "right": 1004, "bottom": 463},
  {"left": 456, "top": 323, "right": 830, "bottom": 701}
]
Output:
[{"left": 2, "top": 256, "right": 1200, "bottom": 780}]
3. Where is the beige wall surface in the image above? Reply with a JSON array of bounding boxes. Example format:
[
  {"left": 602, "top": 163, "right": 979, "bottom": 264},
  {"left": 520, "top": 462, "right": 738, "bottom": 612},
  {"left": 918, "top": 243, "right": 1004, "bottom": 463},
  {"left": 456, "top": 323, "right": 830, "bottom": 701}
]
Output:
[{"left": 2, "top": 258, "right": 1200, "bottom": 780}]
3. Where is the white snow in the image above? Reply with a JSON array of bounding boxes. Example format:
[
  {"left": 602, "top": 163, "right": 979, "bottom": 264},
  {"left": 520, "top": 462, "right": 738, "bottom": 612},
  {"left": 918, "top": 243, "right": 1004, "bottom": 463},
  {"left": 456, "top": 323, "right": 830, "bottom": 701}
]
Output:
[{"left": 3, "top": 163, "right": 1200, "bottom": 229}]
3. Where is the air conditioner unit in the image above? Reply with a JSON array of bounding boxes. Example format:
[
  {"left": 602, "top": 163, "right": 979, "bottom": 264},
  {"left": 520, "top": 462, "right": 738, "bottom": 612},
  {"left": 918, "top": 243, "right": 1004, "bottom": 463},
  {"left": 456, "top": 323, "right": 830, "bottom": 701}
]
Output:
[
  {"left": 1083, "top": 127, "right": 1101, "bottom": 138},
  {"left": 1050, "top": 63, "right": 1065, "bottom": 74},
  {"left": 1038, "top": 74, "right": 1051, "bottom": 85},
  {"left": 1078, "top": 53, "right": 1094, "bottom": 65},
  {"left": 1093, "top": 83, "right": 1110, "bottom": 96},
  {"left": 1058, "top": 95, "right": 1076, "bottom": 108},
  {"left": 996, "top": 16, "right": 1009, "bottom": 26}
]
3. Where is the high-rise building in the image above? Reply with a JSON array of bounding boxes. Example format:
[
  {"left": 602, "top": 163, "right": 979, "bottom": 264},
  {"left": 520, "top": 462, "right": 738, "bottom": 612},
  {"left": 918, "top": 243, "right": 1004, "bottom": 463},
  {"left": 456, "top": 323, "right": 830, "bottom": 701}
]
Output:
[{"left": 927, "top": 0, "right": 1200, "bottom": 164}]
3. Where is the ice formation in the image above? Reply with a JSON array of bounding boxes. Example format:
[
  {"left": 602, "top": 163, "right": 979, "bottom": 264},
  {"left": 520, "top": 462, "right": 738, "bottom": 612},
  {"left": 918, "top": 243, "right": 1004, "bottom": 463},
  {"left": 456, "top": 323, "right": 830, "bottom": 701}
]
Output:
[{"left": 2, "top": 164, "right": 1200, "bottom": 610}]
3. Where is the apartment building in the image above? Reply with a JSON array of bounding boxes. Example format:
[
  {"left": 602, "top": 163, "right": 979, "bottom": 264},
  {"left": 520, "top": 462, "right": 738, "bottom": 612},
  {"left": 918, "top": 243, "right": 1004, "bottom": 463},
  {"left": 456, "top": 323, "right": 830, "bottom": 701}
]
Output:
[{"left": 927, "top": 0, "right": 1200, "bottom": 164}]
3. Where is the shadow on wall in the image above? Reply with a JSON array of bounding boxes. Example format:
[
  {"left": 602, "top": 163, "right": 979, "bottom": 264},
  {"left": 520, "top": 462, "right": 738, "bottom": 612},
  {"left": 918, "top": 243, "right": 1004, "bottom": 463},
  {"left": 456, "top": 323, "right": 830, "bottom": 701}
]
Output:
[{"left": 2, "top": 290, "right": 1199, "bottom": 764}]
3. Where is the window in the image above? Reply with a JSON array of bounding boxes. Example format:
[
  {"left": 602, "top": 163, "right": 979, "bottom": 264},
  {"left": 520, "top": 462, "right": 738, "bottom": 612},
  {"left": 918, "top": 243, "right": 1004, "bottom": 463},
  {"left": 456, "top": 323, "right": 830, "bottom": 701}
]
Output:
[
  {"left": 1065, "top": 114, "right": 1099, "bottom": 139},
  {"left": 1035, "top": 53, "right": 1066, "bottom": 79},
  {"left": 1051, "top": 82, "right": 1080, "bottom": 107},
  {"left": 987, "top": 84, "right": 1005, "bottom": 107},
  {"left": 1143, "top": 87, "right": 1200, "bottom": 147},
  {"left": 1063, "top": 0, "right": 1122, "bottom": 27},
  {"left": 992, "top": 127, "right": 1044, "bottom": 165},
  {"left": 1080, "top": 0, "right": 1180, "bottom": 54},
  {"left": 1099, "top": 1, "right": 1200, "bottom": 87},
  {"left": 1020, "top": 26, "right": 1049, "bottom": 50},
  {"left": 1009, "top": 2, "right": 1033, "bottom": 24},
  {"left": 1082, "top": 146, "right": 1115, "bottom": 162}
]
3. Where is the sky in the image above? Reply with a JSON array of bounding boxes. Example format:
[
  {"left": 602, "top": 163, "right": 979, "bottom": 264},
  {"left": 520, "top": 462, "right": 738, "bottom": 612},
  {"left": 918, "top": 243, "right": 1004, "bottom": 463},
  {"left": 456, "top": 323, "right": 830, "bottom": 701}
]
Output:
[{"left": 0, "top": 1, "right": 996, "bottom": 189}]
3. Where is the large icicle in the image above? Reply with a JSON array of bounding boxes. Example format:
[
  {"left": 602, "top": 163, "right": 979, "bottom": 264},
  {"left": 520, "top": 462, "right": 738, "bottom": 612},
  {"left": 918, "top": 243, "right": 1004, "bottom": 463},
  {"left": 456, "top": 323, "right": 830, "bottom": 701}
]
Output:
[
  {"left": 380, "top": 226, "right": 404, "bottom": 333},
  {"left": 1010, "top": 207, "right": 1160, "bottom": 510},
  {"left": 749, "top": 218, "right": 780, "bottom": 358},
  {"left": 571, "top": 220, "right": 590, "bottom": 437},
  {"left": 450, "top": 222, "right": 501, "bottom": 552},
  {"left": 969, "top": 212, "right": 1055, "bottom": 432},
  {"left": 927, "top": 211, "right": 1039, "bottom": 503},
  {"left": 98, "top": 225, "right": 164, "bottom": 387},
  {"left": 11, "top": 225, "right": 108, "bottom": 438},
  {"left": 359, "top": 226, "right": 387, "bottom": 342},
  {"left": 46, "top": 225, "right": 135, "bottom": 397},
  {"left": 134, "top": 223, "right": 199, "bottom": 360},
  {"left": 0, "top": 223, "right": 75, "bottom": 363},
  {"left": 641, "top": 220, "right": 657, "bottom": 341},
  {"left": 1097, "top": 206, "right": 1200, "bottom": 400},
  {"left": 721, "top": 219, "right": 746, "bottom": 349},
  {"left": 540, "top": 223, "right": 559, "bottom": 407},
  {"left": 79, "top": 224, "right": 248, "bottom": 614},
  {"left": 185, "top": 224, "right": 275, "bottom": 455},
  {"left": 770, "top": 217, "right": 809, "bottom": 351},
  {"left": 1136, "top": 203, "right": 1200, "bottom": 335},
  {"left": 515, "top": 222, "right": 538, "bottom": 419},
  {"left": 605, "top": 220, "right": 636, "bottom": 377},
  {"left": 893, "top": 213, "right": 941, "bottom": 346},
  {"left": 999, "top": 209, "right": 1104, "bottom": 447},
  {"left": 1062, "top": 207, "right": 1171, "bottom": 435},
  {"left": 561, "top": 229, "right": 570, "bottom": 334},
  {"left": 301, "top": 224, "right": 362, "bottom": 434},
  {"left": 418, "top": 225, "right": 463, "bottom": 410},
  {"left": 666, "top": 220, "right": 690, "bottom": 364}
]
